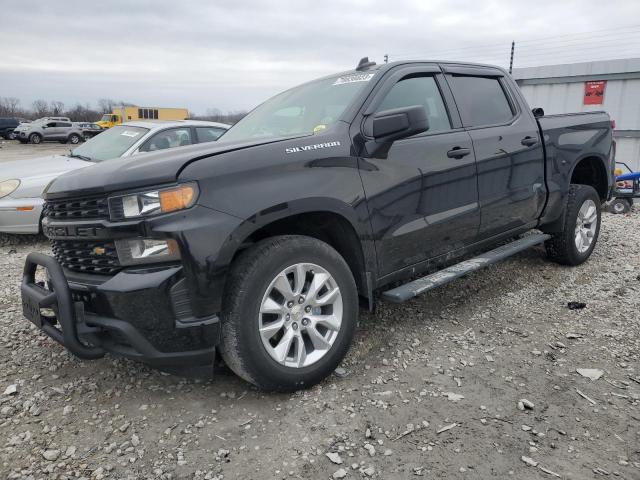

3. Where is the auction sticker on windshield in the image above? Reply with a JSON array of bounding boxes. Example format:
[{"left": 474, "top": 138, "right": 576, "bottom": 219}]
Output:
[
  {"left": 333, "top": 73, "right": 375, "bottom": 85},
  {"left": 121, "top": 131, "right": 141, "bottom": 137}
]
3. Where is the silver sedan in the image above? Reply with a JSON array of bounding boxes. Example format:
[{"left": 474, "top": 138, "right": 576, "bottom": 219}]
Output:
[{"left": 0, "top": 120, "right": 229, "bottom": 233}]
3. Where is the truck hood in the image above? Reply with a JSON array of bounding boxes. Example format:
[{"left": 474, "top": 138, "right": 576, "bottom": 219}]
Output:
[
  {"left": 2, "top": 155, "right": 90, "bottom": 198},
  {"left": 45, "top": 136, "right": 304, "bottom": 199}
]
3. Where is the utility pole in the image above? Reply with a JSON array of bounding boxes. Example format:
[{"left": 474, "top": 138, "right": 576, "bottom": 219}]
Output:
[
  {"left": 384, "top": 54, "right": 388, "bottom": 63},
  {"left": 509, "top": 41, "right": 515, "bottom": 74}
]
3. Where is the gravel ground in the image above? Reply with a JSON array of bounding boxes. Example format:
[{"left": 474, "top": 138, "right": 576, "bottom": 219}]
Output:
[
  {"left": 0, "top": 139, "right": 72, "bottom": 163},
  {"left": 0, "top": 210, "right": 639, "bottom": 480}
]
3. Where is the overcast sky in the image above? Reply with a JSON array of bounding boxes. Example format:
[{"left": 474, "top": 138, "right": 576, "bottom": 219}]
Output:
[{"left": 1, "top": 0, "right": 639, "bottom": 115}]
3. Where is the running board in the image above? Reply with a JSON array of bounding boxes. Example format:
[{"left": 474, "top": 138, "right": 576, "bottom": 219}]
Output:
[{"left": 382, "top": 234, "right": 551, "bottom": 303}]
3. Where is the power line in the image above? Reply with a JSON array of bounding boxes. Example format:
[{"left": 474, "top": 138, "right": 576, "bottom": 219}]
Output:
[
  {"left": 516, "top": 50, "right": 640, "bottom": 64},
  {"left": 388, "top": 24, "right": 640, "bottom": 62},
  {"left": 391, "top": 33, "right": 640, "bottom": 62},
  {"left": 514, "top": 34, "right": 640, "bottom": 54},
  {"left": 516, "top": 23, "right": 640, "bottom": 45}
]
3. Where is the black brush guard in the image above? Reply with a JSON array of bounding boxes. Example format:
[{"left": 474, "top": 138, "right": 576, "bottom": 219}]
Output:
[
  {"left": 21, "top": 252, "right": 218, "bottom": 366},
  {"left": 21, "top": 252, "right": 105, "bottom": 359}
]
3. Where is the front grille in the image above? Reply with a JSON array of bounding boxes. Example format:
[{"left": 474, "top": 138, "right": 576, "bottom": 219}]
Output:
[
  {"left": 44, "top": 196, "right": 109, "bottom": 221},
  {"left": 52, "top": 240, "right": 121, "bottom": 275}
]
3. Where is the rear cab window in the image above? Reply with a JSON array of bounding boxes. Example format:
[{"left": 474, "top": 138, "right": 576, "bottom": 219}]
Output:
[{"left": 446, "top": 75, "right": 515, "bottom": 127}]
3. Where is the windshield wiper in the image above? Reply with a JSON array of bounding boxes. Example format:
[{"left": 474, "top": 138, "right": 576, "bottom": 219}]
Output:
[{"left": 68, "top": 151, "right": 93, "bottom": 162}]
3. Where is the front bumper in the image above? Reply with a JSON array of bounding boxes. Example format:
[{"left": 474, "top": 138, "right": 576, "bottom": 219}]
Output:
[
  {"left": 21, "top": 252, "right": 219, "bottom": 366},
  {"left": 0, "top": 196, "right": 43, "bottom": 233}
]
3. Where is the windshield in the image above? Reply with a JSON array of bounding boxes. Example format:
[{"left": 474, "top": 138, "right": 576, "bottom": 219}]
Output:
[
  {"left": 218, "top": 72, "right": 376, "bottom": 143},
  {"left": 70, "top": 125, "right": 149, "bottom": 162},
  {"left": 99, "top": 114, "right": 112, "bottom": 122}
]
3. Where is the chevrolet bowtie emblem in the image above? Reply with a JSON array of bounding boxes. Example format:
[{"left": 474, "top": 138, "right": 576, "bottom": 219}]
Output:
[{"left": 92, "top": 246, "right": 106, "bottom": 256}]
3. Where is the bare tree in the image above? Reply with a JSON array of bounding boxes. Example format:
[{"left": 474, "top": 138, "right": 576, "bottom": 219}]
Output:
[
  {"left": 194, "top": 108, "right": 247, "bottom": 125},
  {"left": 1, "top": 97, "right": 20, "bottom": 115},
  {"left": 51, "top": 101, "right": 65, "bottom": 116},
  {"left": 97, "top": 98, "right": 118, "bottom": 113},
  {"left": 66, "top": 103, "right": 101, "bottom": 122},
  {"left": 32, "top": 99, "right": 50, "bottom": 118}
]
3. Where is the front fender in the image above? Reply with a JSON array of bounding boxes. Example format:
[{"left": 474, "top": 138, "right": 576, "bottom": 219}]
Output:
[{"left": 213, "top": 197, "right": 375, "bottom": 270}]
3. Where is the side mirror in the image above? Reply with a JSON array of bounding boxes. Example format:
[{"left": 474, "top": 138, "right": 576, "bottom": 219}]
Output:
[
  {"left": 532, "top": 107, "right": 545, "bottom": 118},
  {"left": 363, "top": 105, "right": 429, "bottom": 157}
]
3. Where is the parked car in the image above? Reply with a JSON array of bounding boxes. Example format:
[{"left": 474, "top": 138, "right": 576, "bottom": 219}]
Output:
[
  {"left": 12, "top": 120, "right": 31, "bottom": 136},
  {"left": 13, "top": 117, "right": 68, "bottom": 141},
  {"left": 0, "top": 120, "right": 229, "bottom": 233},
  {"left": 21, "top": 59, "right": 614, "bottom": 391},
  {"left": 79, "top": 122, "right": 104, "bottom": 139},
  {"left": 0, "top": 117, "right": 20, "bottom": 140},
  {"left": 17, "top": 120, "right": 85, "bottom": 145}
]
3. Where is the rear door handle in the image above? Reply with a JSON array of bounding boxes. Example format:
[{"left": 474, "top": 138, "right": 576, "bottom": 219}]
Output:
[
  {"left": 447, "top": 147, "right": 471, "bottom": 159},
  {"left": 521, "top": 136, "right": 538, "bottom": 147}
]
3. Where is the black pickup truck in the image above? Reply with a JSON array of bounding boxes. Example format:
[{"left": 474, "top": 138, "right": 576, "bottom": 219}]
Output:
[{"left": 22, "top": 58, "right": 614, "bottom": 391}]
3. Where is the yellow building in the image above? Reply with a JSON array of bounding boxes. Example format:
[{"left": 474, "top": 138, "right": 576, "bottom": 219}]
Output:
[{"left": 96, "top": 106, "right": 189, "bottom": 128}]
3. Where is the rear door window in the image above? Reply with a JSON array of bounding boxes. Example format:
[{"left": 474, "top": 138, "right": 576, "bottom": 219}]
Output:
[
  {"left": 447, "top": 75, "right": 514, "bottom": 127},
  {"left": 195, "top": 127, "right": 226, "bottom": 143},
  {"left": 140, "top": 128, "right": 192, "bottom": 152}
]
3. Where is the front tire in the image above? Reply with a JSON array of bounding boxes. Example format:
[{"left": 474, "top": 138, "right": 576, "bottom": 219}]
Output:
[
  {"left": 545, "top": 184, "right": 601, "bottom": 265},
  {"left": 29, "top": 133, "right": 42, "bottom": 144},
  {"left": 219, "top": 235, "right": 358, "bottom": 392}
]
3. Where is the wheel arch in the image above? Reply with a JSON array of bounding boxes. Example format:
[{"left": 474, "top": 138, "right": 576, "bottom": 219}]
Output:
[
  {"left": 215, "top": 199, "right": 376, "bottom": 301},
  {"left": 570, "top": 154, "right": 611, "bottom": 201}
]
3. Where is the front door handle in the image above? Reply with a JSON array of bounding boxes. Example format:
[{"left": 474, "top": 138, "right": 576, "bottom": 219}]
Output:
[
  {"left": 521, "top": 136, "right": 538, "bottom": 147},
  {"left": 447, "top": 147, "right": 471, "bottom": 159}
]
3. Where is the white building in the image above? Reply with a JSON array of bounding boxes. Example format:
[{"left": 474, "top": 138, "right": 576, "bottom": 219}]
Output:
[{"left": 513, "top": 58, "right": 640, "bottom": 171}]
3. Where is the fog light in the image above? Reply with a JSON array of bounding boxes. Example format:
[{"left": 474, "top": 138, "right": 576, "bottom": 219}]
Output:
[{"left": 115, "top": 238, "right": 180, "bottom": 266}]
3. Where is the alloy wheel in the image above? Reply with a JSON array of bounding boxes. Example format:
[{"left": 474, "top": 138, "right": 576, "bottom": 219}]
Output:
[
  {"left": 575, "top": 199, "right": 598, "bottom": 253},
  {"left": 258, "top": 263, "right": 343, "bottom": 368}
]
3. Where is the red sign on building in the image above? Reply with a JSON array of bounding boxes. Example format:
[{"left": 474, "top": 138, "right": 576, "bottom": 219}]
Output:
[{"left": 584, "top": 81, "right": 606, "bottom": 105}]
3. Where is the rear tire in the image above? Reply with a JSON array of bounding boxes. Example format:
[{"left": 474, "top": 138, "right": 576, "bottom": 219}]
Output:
[
  {"left": 68, "top": 133, "right": 81, "bottom": 144},
  {"left": 8, "top": 131, "right": 16, "bottom": 140},
  {"left": 545, "top": 184, "right": 601, "bottom": 266},
  {"left": 29, "top": 133, "right": 42, "bottom": 144},
  {"left": 219, "top": 235, "right": 358, "bottom": 392},
  {"left": 608, "top": 197, "right": 632, "bottom": 214}
]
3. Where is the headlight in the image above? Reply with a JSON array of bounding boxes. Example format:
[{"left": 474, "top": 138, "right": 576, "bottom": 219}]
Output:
[
  {"left": 0, "top": 179, "right": 20, "bottom": 199},
  {"left": 42, "top": 178, "right": 56, "bottom": 196},
  {"left": 115, "top": 238, "right": 180, "bottom": 266},
  {"left": 109, "top": 183, "right": 198, "bottom": 220}
]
